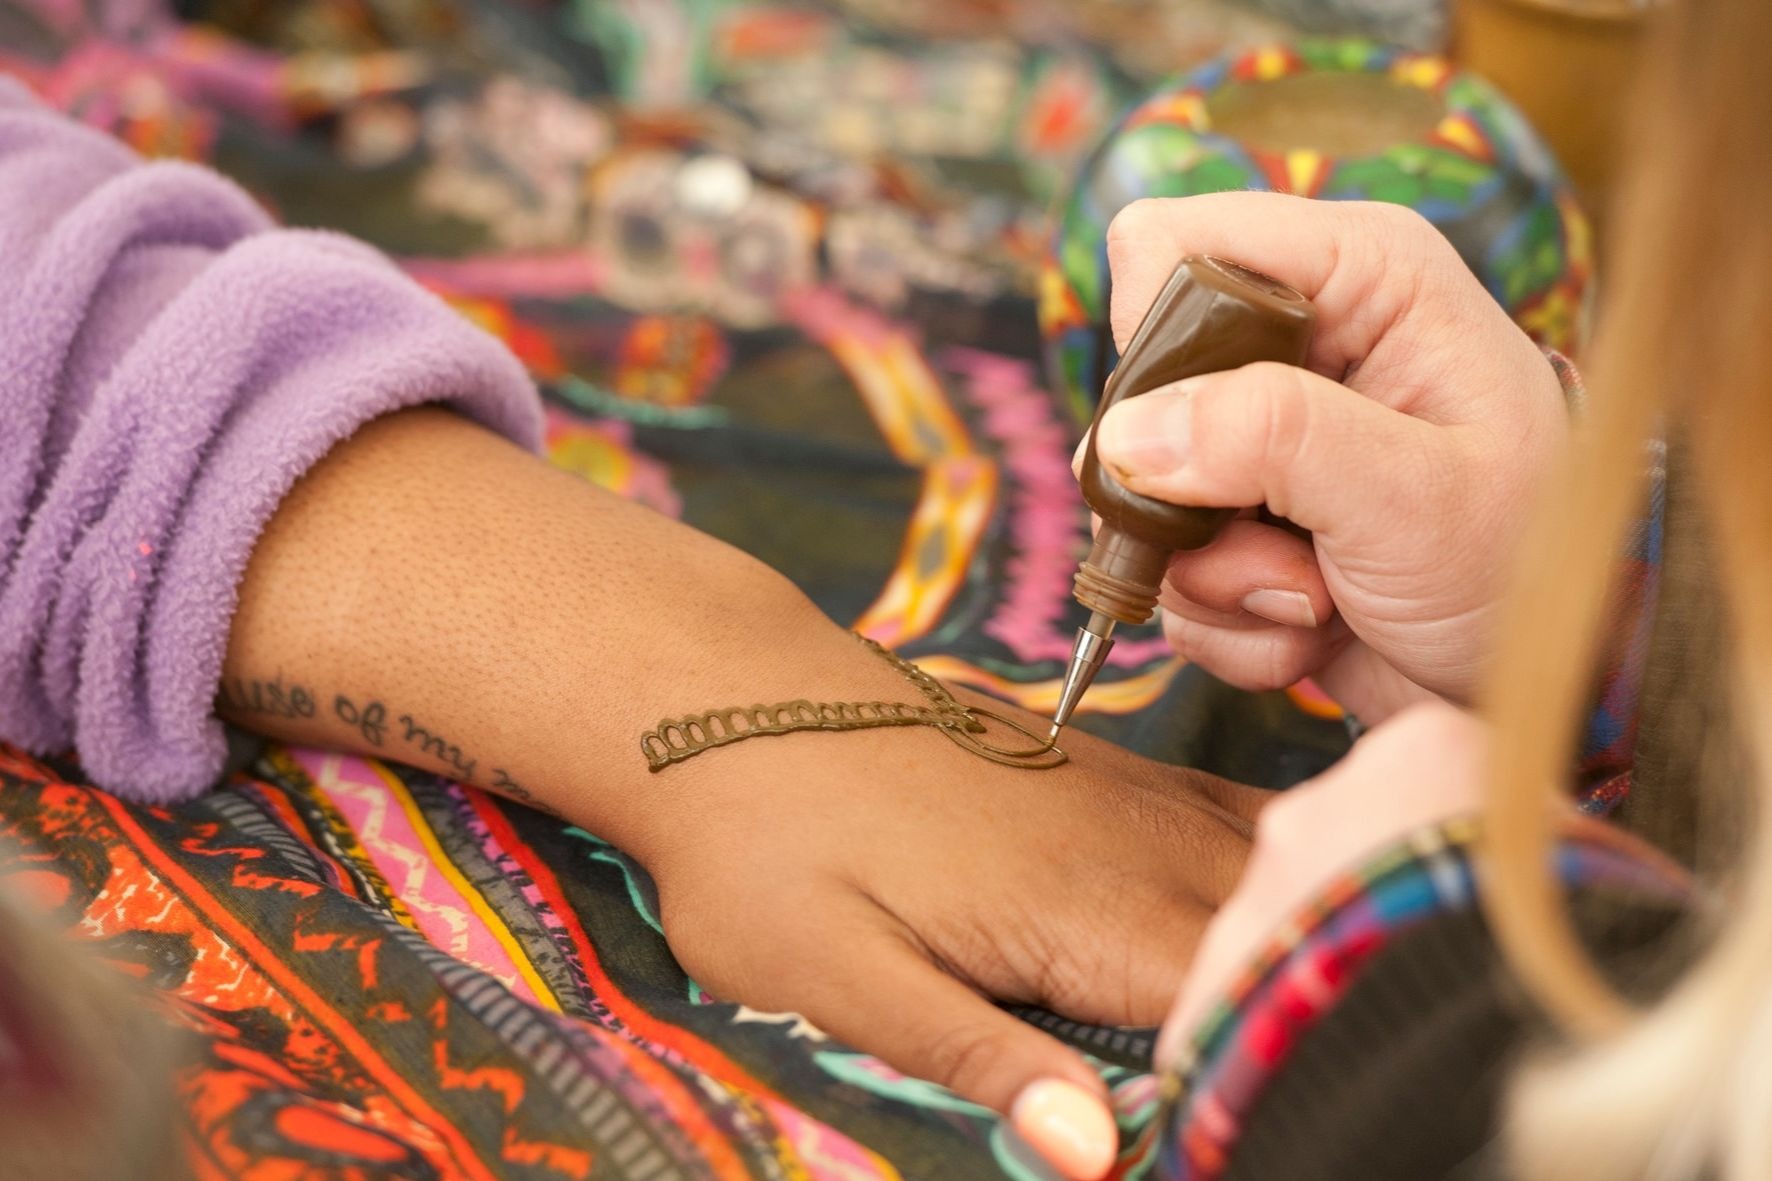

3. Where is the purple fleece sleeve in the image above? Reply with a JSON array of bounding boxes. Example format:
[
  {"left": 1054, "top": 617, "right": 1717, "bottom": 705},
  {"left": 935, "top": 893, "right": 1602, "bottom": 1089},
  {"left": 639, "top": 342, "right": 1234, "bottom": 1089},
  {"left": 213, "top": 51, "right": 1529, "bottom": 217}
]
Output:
[{"left": 0, "top": 79, "right": 543, "bottom": 804}]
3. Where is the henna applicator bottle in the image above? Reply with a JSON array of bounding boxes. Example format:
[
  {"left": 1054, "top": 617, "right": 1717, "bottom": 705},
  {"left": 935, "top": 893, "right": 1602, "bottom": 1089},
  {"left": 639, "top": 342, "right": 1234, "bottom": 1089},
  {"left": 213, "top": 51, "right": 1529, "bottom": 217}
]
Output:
[{"left": 1048, "top": 256, "right": 1317, "bottom": 741}]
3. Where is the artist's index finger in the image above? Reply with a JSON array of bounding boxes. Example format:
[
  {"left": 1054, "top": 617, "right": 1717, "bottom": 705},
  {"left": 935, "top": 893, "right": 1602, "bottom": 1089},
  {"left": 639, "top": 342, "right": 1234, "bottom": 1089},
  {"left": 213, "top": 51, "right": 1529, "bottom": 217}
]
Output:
[{"left": 1104, "top": 193, "right": 1446, "bottom": 373}]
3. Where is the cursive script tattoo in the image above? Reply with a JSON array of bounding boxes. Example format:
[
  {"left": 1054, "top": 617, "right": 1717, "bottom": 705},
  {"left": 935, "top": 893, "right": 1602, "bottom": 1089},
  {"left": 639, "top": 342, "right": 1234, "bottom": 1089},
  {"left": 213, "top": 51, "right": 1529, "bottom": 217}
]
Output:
[
  {"left": 219, "top": 675, "right": 316, "bottom": 721},
  {"left": 398, "top": 713, "right": 477, "bottom": 780},
  {"left": 278, "top": 683, "right": 558, "bottom": 814},
  {"left": 489, "top": 768, "right": 560, "bottom": 817},
  {"left": 333, "top": 694, "right": 388, "bottom": 747}
]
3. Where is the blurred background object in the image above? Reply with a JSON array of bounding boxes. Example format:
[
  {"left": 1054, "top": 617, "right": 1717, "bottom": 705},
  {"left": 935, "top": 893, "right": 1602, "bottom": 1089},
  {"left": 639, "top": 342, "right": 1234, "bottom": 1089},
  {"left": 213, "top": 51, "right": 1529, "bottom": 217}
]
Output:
[
  {"left": 0, "top": 884, "right": 190, "bottom": 1181},
  {"left": 1234, "top": 0, "right": 1450, "bottom": 49},
  {"left": 1042, "top": 39, "right": 1592, "bottom": 423},
  {"left": 1452, "top": 0, "right": 1655, "bottom": 220}
]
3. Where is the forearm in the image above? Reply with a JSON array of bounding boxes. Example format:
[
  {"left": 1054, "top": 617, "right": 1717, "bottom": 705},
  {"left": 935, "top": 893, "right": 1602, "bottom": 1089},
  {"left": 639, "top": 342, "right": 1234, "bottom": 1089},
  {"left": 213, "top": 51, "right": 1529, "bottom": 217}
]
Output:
[
  {"left": 219, "top": 406, "right": 916, "bottom": 858},
  {"left": 0, "top": 81, "right": 541, "bottom": 801}
]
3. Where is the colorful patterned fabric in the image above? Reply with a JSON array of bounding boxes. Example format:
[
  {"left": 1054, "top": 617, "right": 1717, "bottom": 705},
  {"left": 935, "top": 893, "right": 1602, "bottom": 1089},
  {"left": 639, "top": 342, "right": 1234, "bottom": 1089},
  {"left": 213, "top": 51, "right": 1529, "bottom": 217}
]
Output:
[
  {"left": 1, "top": 741, "right": 1154, "bottom": 1179},
  {"left": 1154, "top": 816, "right": 1693, "bottom": 1180},
  {"left": 1042, "top": 38, "right": 1594, "bottom": 424}
]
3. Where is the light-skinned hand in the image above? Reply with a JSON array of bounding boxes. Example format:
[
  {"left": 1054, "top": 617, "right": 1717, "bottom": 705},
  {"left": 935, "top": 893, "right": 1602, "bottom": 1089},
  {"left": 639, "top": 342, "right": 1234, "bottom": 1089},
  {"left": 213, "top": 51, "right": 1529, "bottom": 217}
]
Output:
[
  {"left": 1154, "top": 703, "right": 1690, "bottom": 1069},
  {"left": 1155, "top": 703, "right": 1486, "bottom": 1064},
  {"left": 1090, "top": 193, "right": 1571, "bottom": 723}
]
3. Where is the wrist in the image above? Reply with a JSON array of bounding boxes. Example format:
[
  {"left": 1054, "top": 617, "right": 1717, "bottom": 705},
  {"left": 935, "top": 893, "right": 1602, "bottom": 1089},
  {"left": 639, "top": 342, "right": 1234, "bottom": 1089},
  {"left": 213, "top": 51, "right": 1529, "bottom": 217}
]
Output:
[
  {"left": 220, "top": 404, "right": 957, "bottom": 855},
  {"left": 542, "top": 573, "right": 919, "bottom": 861}
]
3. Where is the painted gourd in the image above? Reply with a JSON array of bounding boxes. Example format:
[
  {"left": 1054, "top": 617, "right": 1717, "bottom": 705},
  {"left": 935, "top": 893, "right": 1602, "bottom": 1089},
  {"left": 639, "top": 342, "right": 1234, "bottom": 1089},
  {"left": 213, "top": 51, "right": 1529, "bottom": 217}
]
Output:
[{"left": 1041, "top": 39, "right": 1593, "bottom": 423}]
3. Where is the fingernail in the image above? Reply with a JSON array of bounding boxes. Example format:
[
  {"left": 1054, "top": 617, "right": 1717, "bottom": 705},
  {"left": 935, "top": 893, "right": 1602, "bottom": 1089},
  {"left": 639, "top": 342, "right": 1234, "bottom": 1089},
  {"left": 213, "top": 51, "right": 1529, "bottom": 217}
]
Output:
[
  {"left": 1095, "top": 382, "right": 1197, "bottom": 477},
  {"left": 1011, "top": 1078, "right": 1117, "bottom": 1180},
  {"left": 1241, "top": 588, "right": 1318, "bottom": 629}
]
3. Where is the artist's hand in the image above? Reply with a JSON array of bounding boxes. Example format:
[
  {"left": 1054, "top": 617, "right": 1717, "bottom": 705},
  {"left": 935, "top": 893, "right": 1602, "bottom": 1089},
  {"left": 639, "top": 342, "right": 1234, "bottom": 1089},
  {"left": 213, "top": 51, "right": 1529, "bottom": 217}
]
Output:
[
  {"left": 1091, "top": 194, "right": 1570, "bottom": 722},
  {"left": 634, "top": 695, "right": 1266, "bottom": 1181},
  {"left": 1152, "top": 703, "right": 1486, "bottom": 1067},
  {"left": 1151, "top": 703, "right": 1686, "bottom": 1069}
]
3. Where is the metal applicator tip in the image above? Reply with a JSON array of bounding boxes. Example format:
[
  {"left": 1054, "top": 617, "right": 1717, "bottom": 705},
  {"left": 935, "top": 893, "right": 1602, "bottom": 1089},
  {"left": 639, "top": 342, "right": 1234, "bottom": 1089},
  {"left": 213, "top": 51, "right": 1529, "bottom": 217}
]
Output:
[{"left": 1049, "top": 611, "right": 1117, "bottom": 739}]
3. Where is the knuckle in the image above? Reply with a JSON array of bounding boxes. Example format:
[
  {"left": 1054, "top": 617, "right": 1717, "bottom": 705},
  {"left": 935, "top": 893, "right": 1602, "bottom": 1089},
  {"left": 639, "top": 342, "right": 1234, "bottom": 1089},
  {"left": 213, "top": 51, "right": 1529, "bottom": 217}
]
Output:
[
  {"left": 1234, "top": 653, "right": 1296, "bottom": 693},
  {"left": 1262, "top": 639, "right": 1305, "bottom": 691},
  {"left": 1036, "top": 950, "right": 1096, "bottom": 1016},
  {"left": 1105, "top": 197, "right": 1168, "bottom": 248},
  {"left": 1160, "top": 608, "right": 1210, "bottom": 657},
  {"left": 924, "top": 1023, "right": 1021, "bottom": 1099},
  {"left": 1356, "top": 200, "right": 1435, "bottom": 242},
  {"left": 1208, "top": 649, "right": 1275, "bottom": 691},
  {"left": 1342, "top": 203, "right": 1456, "bottom": 298},
  {"left": 1242, "top": 363, "right": 1314, "bottom": 511}
]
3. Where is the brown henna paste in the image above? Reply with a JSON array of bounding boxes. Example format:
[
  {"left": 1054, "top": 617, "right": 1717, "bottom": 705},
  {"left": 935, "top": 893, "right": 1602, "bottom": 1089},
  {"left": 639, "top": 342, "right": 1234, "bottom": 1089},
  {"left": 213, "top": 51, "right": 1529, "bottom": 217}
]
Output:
[{"left": 640, "top": 636, "right": 1066, "bottom": 771}]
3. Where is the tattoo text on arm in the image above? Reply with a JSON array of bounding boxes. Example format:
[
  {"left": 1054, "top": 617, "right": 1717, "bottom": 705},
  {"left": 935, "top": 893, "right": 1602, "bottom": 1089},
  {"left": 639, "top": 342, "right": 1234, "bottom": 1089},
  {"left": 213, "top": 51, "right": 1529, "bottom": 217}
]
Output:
[
  {"left": 218, "top": 675, "right": 317, "bottom": 721},
  {"left": 397, "top": 712, "right": 476, "bottom": 780},
  {"left": 241, "top": 679, "right": 559, "bottom": 816},
  {"left": 333, "top": 694, "right": 388, "bottom": 747},
  {"left": 490, "top": 768, "right": 561, "bottom": 818}
]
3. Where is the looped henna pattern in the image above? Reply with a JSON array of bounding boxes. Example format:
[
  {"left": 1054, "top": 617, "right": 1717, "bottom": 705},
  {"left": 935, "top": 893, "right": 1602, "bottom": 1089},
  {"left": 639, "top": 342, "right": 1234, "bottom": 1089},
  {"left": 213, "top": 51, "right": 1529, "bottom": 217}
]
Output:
[
  {"left": 944, "top": 707, "right": 1067, "bottom": 769},
  {"left": 640, "top": 635, "right": 1067, "bottom": 771}
]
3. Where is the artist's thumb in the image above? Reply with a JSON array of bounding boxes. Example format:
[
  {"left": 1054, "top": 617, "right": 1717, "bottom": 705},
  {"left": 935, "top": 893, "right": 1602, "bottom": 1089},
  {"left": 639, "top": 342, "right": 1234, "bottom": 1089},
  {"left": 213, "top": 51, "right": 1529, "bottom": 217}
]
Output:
[{"left": 1092, "top": 361, "right": 1446, "bottom": 545}]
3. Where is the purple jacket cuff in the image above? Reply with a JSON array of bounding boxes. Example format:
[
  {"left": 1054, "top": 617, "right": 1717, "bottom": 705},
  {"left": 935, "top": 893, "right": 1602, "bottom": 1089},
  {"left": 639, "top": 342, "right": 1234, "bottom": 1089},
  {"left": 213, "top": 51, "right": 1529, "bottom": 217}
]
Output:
[{"left": 0, "top": 78, "right": 543, "bottom": 804}]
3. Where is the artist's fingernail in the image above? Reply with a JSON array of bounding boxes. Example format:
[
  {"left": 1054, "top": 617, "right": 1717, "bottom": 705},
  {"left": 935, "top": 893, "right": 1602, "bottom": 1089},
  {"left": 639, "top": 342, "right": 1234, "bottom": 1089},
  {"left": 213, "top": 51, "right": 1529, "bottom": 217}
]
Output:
[
  {"left": 1011, "top": 1079, "right": 1118, "bottom": 1180},
  {"left": 1095, "top": 381, "right": 1198, "bottom": 476},
  {"left": 1242, "top": 588, "right": 1318, "bottom": 628}
]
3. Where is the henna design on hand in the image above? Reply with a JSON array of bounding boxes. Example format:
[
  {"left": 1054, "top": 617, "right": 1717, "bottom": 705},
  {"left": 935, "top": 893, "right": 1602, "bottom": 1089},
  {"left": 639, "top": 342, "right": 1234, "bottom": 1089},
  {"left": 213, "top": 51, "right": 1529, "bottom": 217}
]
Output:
[{"left": 640, "top": 636, "right": 1066, "bottom": 772}]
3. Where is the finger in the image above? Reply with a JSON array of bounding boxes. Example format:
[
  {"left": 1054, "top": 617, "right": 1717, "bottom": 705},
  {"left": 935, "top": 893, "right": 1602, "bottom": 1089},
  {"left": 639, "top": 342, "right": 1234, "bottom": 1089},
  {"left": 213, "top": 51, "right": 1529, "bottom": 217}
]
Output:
[
  {"left": 1155, "top": 585, "right": 1273, "bottom": 632},
  {"left": 1312, "top": 642, "right": 1442, "bottom": 725},
  {"left": 782, "top": 903, "right": 1119, "bottom": 1180},
  {"left": 1079, "top": 895, "right": 1211, "bottom": 1026},
  {"left": 1153, "top": 883, "right": 1265, "bottom": 1071},
  {"left": 1157, "top": 703, "right": 1486, "bottom": 1064},
  {"left": 1094, "top": 363, "right": 1451, "bottom": 544},
  {"left": 1104, "top": 193, "right": 1471, "bottom": 395},
  {"left": 1254, "top": 703, "right": 1489, "bottom": 873},
  {"left": 1160, "top": 606, "right": 1349, "bottom": 693},
  {"left": 1163, "top": 519, "right": 1332, "bottom": 627}
]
